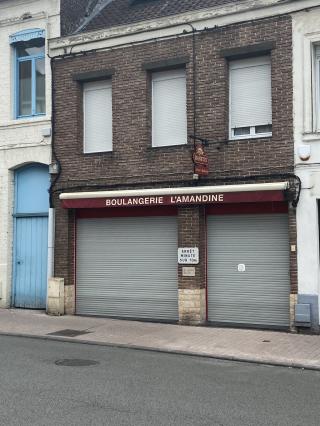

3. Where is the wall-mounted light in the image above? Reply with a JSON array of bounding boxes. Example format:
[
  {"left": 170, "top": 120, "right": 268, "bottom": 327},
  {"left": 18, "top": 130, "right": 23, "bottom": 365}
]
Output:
[
  {"left": 297, "top": 145, "right": 311, "bottom": 161},
  {"left": 49, "top": 162, "right": 60, "bottom": 175}
]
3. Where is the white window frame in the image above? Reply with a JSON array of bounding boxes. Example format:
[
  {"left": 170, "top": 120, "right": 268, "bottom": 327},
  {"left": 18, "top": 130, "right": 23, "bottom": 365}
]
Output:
[
  {"left": 229, "top": 56, "right": 272, "bottom": 141},
  {"left": 314, "top": 45, "right": 320, "bottom": 132},
  {"left": 151, "top": 68, "right": 187, "bottom": 148},
  {"left": 231, "top": 125, "right": 273, "bottom": 139},
  {"left": 83, "top": 79, "right": 112, "bottom": 154}
]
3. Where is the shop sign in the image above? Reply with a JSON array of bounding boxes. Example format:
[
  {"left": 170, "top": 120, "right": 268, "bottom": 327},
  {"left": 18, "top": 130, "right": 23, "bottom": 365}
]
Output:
[
  {"left": 193, "top": 144, "right": 208, "bottom": 176},
  {"left": 178, "top": 247, "right": 199, "bottom": 265},
  {"left": 105, "top": 193, "right": 224, "bottom": 207},
  {"left": 182, "top": 267, "right": 196, "bottom": 277},
  {"left": 61, "top": 190, "right": 286, "bottom": 209}
]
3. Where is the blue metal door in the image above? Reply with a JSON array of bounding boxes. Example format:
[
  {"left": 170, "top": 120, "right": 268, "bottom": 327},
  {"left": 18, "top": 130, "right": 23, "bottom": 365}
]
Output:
[{"left": 13, "top": 164, "right": 49, "bottom": 309}]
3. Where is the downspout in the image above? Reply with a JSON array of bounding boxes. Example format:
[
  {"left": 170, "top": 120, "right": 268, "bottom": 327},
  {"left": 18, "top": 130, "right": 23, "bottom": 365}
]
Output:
[
  {"left": 47, "top": 36, "right": 61, "bottom": 291},
  {"left": 184, "top": 23, "right": 197, "bottom": 139},
  {"left": 47, "top": 208, "right": 55, "bottom": 293},
  {"left": 45, "top": 11, "right": 56, "bottom": 307}
]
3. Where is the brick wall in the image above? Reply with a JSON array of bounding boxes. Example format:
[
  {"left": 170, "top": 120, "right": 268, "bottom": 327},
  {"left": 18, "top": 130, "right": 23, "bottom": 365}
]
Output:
[
  {"left": 53, "top": 15, "right": 295, "bottom": 297},
  {"left": 178, "top": 206, "right": 206, "bottom": 291}
]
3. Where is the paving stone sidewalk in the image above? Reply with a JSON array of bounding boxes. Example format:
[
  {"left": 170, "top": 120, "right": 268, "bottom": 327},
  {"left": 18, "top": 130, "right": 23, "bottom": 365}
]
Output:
[{"left": 0, "top": 309, "right": 320, "bottom": 370}]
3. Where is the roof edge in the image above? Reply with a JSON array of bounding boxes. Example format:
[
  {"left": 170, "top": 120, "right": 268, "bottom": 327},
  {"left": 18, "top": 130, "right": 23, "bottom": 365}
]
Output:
[{"left": 49, "top": 0, "right": 317, "bottom": 56}]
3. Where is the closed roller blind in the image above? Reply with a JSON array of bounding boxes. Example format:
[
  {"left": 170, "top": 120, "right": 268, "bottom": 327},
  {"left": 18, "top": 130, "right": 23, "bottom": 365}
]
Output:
[
  {"left": 76, "top": 216, "right": 178, "bottom": 321},
  {"left": 83, "top": 80, "right": 112, "bottom": 153},
  {"left": 230, "top": 56, "right": 272, "bottom": 129},
  {"left": 152, "top": 68, "right": 187, "bottom": 147},
  {"left": 207, "top": 214, "right": 290, "bottom": 328}
]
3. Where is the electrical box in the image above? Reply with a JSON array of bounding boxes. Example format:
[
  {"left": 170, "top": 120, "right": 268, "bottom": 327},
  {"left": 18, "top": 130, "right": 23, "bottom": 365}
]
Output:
[
  {"left": 295, "top": 303, "right": 311, "bottom": 327},
  {"left": 41, "top": 127, "right": 52, "bottom": 137},
  {"left": 49, "top": 162, "right": 60, "bottom": 174}
]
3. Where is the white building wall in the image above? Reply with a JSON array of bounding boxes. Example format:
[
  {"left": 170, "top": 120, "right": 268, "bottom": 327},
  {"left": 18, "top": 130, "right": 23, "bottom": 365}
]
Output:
[
  {"left": 292, "top": 9, "right": 320, "bottom": 328},
  {"left": 0, "top": 0, "right": 60, "bottom": 308}
]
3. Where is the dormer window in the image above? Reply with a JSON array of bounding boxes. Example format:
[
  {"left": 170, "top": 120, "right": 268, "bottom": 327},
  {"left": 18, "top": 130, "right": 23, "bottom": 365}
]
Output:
[{"left": 10, "top": 29, "right": 46, "bottom": 118}]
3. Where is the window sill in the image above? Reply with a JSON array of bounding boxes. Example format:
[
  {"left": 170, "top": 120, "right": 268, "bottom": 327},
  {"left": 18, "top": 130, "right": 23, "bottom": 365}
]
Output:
[
  {"left": 147, "top": 143, "right": 190, "bottom": 151},
  {"left": 17, "top": 113, "right": 46, "bottom": 119},
  {"left": 302, "top": 132, "right": 320, "bottom": 143},
  {"left": 0, "top": 116, "right": 50, "bottom": 129},
  {"left": 230, "top": 133, "right": 272, "bottom": 141},
  {"left": 83, "top": 150, "right": 113, "bottom": 156}
]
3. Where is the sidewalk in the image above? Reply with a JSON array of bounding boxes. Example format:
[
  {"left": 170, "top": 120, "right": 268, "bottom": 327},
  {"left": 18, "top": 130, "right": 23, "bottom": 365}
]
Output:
[{"left": 0, "top": 309, "right": 320, "bottom": 370}]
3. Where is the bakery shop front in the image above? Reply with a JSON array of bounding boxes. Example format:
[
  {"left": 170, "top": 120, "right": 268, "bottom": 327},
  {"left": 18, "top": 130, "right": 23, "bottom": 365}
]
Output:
[{"left": 60, "top": 181, "right": 292, "bottom": 329}]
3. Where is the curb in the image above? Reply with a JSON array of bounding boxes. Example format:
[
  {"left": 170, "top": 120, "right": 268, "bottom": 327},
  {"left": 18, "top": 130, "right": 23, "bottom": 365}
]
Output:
[{"left": 0, "top": 331, "right": 320, "bottom": 372}]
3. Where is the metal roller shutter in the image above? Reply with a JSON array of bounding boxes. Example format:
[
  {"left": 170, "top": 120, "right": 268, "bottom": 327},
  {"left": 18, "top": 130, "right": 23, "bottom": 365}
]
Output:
[
  {"left": 207, "top": 214, "right": 290, "bottom": 328},
  {"left": 76, "top": 216, "right": 178, "bottom": 321}
]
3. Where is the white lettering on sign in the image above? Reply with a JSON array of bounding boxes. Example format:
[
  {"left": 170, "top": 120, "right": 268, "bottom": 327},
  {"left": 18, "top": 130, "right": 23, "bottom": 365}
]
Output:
[
  {"left": 104, "top": 193, "right": 224, "bottom": 207},
  {"left": 178, "top": 247, "right": 199, "bottom": 265},
  {"left": 106, "top": 196, "right": 164, "bottom": 207},
  {"left": 170, "top": 194, "right": 224, "bottom": 204}
]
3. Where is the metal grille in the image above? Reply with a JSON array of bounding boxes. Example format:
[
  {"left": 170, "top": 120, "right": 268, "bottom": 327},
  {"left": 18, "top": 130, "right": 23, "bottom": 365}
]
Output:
[
  {"left": 76, "top": 216, "right": 178, "bottom": 321},
  {"left": 207, "top": 214, "right": 290, "bottom": 328}
]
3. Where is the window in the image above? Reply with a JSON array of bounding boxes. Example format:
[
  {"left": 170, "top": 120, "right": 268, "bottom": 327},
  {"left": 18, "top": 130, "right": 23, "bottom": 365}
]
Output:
[
  {"left": 318, "top": 200, "right": 320, "bottom": 262},
  {"left": 229, "top": 56, "right": 272, "bottom": 139},
  {"left": 15, "top": 37, "right": 45, "bottom": 118},
  {"left": 152, "top": 68, "right": 187, "bottom": 147},
  {"left": 83, "top": 80, "right": 112, "bottom": 153},
  {"left": 315, "top": 46, "right": 320, "bottom": 131}
]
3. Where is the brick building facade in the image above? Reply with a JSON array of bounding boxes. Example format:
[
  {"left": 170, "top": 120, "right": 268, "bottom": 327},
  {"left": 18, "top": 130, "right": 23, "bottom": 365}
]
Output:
[{"left": 49, "top": 0, "right": 300, "bottom": 329}]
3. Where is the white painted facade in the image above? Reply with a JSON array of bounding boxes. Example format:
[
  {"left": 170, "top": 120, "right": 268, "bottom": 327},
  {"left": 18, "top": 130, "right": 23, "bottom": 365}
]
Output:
[
  {"left": 292, "top": 7, "right": 320, "bottom": 327},
  {"left": 0, "top": 0, "right": 60, "bottom": 308}
]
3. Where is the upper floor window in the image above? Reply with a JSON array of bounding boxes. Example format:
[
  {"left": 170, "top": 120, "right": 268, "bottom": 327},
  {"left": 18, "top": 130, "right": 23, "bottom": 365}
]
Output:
[
  {"left": 152, "top": 68, "right": 187, "bottom": 147},
  {"left": 83, "top": 80, "right": 113, "bottom": 153},
  {"left": 315, "top": 45, "right": 320, "bottom": 131},
  {"left": 229, "top": 56, "right": 272, "bottom": 139},
  {"left": 10, "top": 29, "right": 46, "bottom": 118}
]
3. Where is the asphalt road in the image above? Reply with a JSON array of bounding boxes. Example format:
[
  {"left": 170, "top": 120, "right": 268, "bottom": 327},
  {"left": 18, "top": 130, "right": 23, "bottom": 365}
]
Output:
[{"left": 0, "top": 335, "right": 319, "bottom": 426}]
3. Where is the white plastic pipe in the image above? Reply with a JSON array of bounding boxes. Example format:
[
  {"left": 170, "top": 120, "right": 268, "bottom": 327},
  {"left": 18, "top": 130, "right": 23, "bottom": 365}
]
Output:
[{"left": 47, "top": 208, "right": 55, "bottom": 280}]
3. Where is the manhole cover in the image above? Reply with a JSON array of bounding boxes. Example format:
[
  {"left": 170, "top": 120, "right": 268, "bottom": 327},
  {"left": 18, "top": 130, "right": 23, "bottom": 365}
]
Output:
[
  {"left": 55, "top": 359, "right": 99, "bottom": 367},
  {"left": 47, "top": 329, "right": 91, "bottom": 337}
]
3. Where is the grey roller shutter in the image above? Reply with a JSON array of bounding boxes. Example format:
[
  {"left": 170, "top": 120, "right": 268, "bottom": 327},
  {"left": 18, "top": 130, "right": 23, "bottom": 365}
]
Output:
[
  {"left": 76, "top": 216, "right": 178, "bottom": 321},
  {"left": 207, "top": 214, "right": 290, "bottom": 328}
]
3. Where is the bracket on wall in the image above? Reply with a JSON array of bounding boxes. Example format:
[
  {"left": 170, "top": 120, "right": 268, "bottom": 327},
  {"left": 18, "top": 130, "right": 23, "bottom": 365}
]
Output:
[{"left": 189, "top": 134, "right": 228, "bottom": 150}]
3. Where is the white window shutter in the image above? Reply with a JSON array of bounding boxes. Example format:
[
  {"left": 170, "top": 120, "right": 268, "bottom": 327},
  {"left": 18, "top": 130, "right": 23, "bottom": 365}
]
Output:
[
  {"left": 152, "top": 68, "right": 187, "bottom": 147},
  {"left": 83, "top": 80, "right": 112, "bottom": 153},
  {"left": 230, "top": 56, "right": 272, "bottom": 129}
]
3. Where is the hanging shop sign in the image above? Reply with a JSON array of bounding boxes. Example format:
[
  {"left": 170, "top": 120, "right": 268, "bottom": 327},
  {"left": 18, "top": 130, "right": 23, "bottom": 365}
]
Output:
[{"left": 192, "top": 144, "right": 208, "bottom": 176}]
